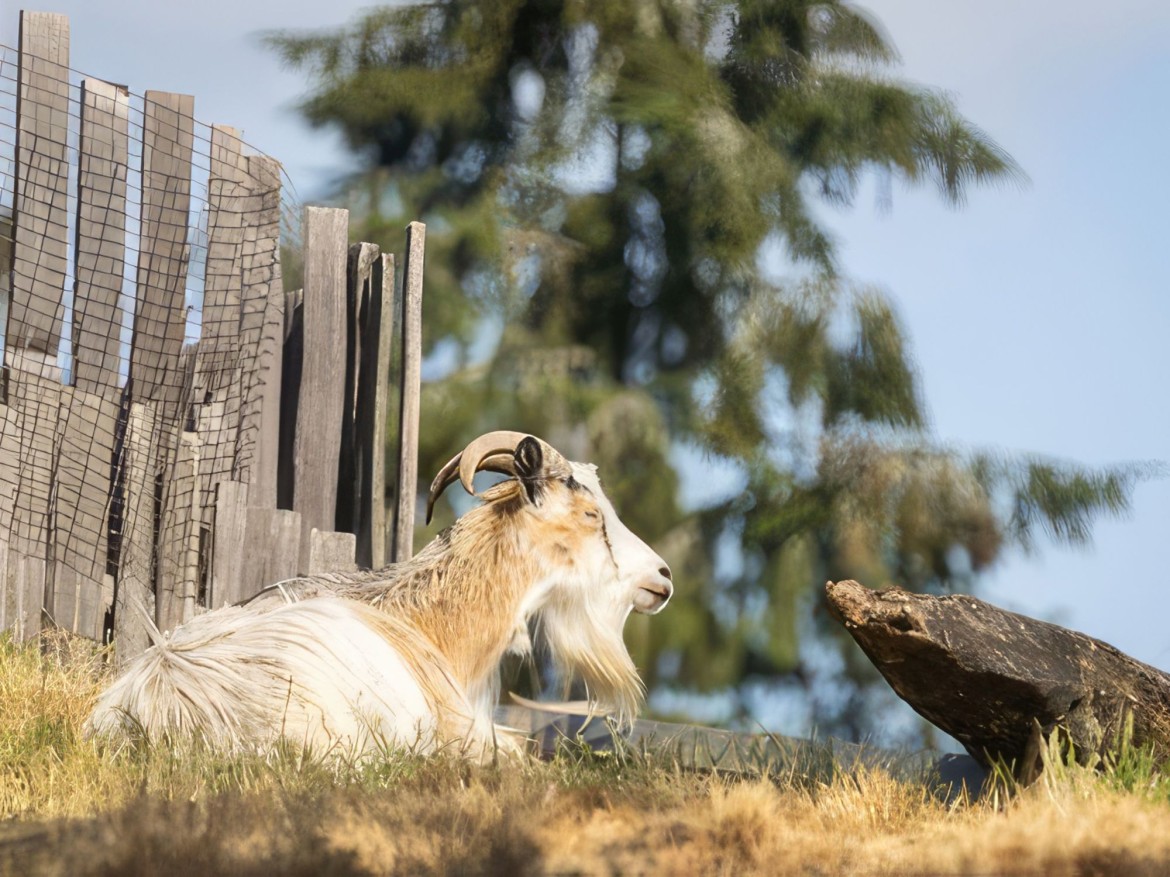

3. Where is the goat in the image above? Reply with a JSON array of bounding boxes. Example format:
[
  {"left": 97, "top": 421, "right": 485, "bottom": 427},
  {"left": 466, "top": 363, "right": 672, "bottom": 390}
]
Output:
[{"left": 88, "top": 432, "right": 673, "bottom": 759}]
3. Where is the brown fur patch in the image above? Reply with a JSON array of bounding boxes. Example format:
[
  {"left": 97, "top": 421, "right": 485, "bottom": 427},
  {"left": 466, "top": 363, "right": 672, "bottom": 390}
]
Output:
[{"left": 335, "top": 479, "right": 552, "bottom": 689}]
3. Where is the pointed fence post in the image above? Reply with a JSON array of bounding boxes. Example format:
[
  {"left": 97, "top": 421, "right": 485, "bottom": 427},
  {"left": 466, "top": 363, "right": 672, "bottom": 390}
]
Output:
[
  {"left": 392, "top": 223, "right": 424, "bottom": 563},
  {"left": 292, "top": 207, "right": 348, "bottom": 572}
]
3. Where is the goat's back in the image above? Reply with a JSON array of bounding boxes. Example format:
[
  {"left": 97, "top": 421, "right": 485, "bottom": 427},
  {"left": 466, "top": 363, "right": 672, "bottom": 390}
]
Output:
[{"left": 88, "top": 597, "right": 478, "bottom": 756}]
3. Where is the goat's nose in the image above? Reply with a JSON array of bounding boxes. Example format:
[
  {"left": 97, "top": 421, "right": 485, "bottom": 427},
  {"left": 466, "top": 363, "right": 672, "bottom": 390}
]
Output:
[{"left": 633, "top": 565, "right": 674, "bottom": 614}]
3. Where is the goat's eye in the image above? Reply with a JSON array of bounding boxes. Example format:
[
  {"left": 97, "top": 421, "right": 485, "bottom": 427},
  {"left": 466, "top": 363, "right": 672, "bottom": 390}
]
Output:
[{"left": 583, "top": 509, "right": 600, "bottom": 522}]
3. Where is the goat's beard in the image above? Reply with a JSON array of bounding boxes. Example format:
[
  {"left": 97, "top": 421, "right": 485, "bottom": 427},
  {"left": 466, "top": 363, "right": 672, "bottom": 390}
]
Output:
[{"left": 536, "top": 595, "right": 644, "bottom": 728}]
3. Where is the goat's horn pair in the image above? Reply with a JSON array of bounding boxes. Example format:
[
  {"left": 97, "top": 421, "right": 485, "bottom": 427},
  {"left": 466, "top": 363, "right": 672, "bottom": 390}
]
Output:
[{"left": 426, "top": 430, "right": 530, "bottom": 524}]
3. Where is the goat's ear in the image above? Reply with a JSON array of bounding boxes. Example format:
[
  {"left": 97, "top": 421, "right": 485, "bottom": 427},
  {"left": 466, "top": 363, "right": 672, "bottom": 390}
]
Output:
[{"left": 514, "top": 436, "right": 544, "bottom": 503}]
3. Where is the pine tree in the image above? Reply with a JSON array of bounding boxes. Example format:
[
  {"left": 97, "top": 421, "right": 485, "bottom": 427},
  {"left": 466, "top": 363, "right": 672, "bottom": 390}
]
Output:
[{"left": 267, "top": 0, "right": 1144, "bottom": 736}]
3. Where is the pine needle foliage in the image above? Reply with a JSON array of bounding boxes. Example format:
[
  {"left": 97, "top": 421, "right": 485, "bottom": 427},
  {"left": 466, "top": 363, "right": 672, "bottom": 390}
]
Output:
[{"left": 265, "top": 1, "right": 1143, "bottom": 736}]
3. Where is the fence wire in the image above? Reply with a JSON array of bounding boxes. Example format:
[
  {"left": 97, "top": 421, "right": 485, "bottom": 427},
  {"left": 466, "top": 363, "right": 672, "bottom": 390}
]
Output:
[{"left": 0, "top": 27, "right": 302, "bottom": 644}]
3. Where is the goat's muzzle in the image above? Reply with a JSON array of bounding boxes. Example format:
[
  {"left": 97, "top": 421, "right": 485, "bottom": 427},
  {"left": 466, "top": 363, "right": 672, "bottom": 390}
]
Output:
[{"left": 633, "top": 566, "right": 673, "bottom": 615}]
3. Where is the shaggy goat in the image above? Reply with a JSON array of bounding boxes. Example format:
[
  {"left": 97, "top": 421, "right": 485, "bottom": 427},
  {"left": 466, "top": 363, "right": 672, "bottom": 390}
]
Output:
[{"left": 88, "top": 432, "right": 673, "bottom": 758}]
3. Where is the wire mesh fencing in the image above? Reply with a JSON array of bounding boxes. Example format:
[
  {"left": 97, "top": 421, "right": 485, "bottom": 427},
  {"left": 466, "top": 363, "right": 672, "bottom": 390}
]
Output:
[{"left": 0, "top": 11, "right": 414, "bottom": 659}]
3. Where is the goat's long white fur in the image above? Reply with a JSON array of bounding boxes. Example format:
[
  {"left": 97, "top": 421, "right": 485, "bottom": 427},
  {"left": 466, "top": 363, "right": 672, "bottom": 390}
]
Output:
[
  {"left": 88, "top": 433, "right": 673, "bottom": 759},
  {"left": 90, "top": 597, "right": 485, "bottom": 756}
]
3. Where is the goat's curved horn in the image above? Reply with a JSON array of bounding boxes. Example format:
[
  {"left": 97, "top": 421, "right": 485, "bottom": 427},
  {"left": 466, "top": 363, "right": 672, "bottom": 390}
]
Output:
[{"left": 426, "top": 430, "right": 530, "bottom": 524}]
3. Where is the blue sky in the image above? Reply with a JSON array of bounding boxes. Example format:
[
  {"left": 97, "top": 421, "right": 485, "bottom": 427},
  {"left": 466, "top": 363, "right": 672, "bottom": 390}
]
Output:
[
  {"left": 827, "top": 1, "right": 1170, "bottom": 668},
  {"left": 3, "top": 1, "right": 1167, "bottom": 674}
]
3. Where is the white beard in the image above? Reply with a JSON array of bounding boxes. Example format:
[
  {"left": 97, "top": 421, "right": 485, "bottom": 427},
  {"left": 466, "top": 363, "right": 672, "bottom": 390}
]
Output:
[{"left": 536, "top": 595, "right": 643, "bottom": 727}]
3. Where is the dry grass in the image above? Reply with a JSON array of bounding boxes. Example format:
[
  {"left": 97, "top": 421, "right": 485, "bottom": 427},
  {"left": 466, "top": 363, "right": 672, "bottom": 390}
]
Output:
[{"left": 3, "top": 633, "right": 1170, "bottom": 876}]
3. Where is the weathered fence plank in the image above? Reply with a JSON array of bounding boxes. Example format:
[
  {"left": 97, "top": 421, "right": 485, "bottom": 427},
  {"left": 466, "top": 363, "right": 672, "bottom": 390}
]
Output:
[
  {"left": 0, "top": 12, "right": 72, "bottom": 641},
  {"left": 114, "top": 403, "right": 160, "bottom": 661},
  {"left": 194, "top": 385, "right": 234, "bottom": 517},
  {"left": 130, "top": 90, "right": 194, "bottom": 417},
  {"left": 49, "top": 387, "right": 118, "bottom": 638},
  {"left": 209, "top": 480, "right": 247, "bottom": 608},
  {"left": 201, "top": 126, "right": 248, "bottom": 366},
  {"left": 7, "top": 11, "right": 70, "bottom": 364},
  {"left": 235, "top": 155, "right": 284, "bottom": 508},
  {"left": 8, "top": 372, "right": 60, "bottom": 556},
  {"left": 128, "top": 90, "right": 195, "bottom": 633},
  {"left": 293, "top": 206, "right": 347, "bottom": 570},
  {"left": 241, "top": 506, "right": 301, "bottom": 597},
  {"left": 6, "top": 371, "right": 60, "bottom": 639},
  {"left": 156, "top": 430, "right": 202, "bottom": 631},
  {"left": 357, "top": 252, "right": 394, "bottom": 569},
  {"left": 0, "top": 404, "right": 19, "bottom": 637},
  {"left": 73, "top": 77, "right": 129, "bottom": 394},
  {"left": 338, "top": 242, "right": 379, "bottom": 538},
  {"left": 192, "top": 125, "right": 248, "bottom": 524},
  {"left": 0, "top": 412, "right": 49, "bottom": 645},
  {"left": 212, "top": 480, "right": 303, "bottom": 606},
  {"left": 306, "top": 529, "right": 356, "bottom": 576},
  {"left": 43, "top": 75, "right": 130, "bottom": 641},
  {"left": 4, "top": 552, "right": 46, "bottom": 642},
  {"left": 392, "top": 222, "right": 425, "bottom": 562}
]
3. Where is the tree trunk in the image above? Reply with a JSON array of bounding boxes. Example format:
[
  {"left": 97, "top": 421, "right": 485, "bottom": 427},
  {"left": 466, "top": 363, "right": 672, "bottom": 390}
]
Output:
[{"left": 825, "top": 580, "right": 1170, "bottom": 777}]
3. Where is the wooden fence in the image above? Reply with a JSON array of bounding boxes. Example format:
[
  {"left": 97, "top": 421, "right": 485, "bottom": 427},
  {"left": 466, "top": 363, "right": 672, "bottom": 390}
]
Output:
[{"left": 0, "top": 11, "right": 424, "bottom": 660}]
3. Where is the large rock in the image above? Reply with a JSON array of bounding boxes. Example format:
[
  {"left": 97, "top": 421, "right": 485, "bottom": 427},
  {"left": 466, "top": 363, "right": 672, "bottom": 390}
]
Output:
[{"left": 825, "top": 580, "right": 1170, "bottom": 776}]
